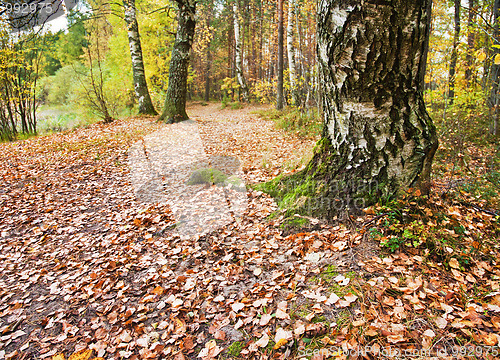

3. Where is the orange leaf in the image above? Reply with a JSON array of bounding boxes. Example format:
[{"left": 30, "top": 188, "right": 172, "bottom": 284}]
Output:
[
  {"left": 68, "top": 349, "right": 92, "bottom": 360},
  {"left": 152, "top": 286, "right": 164, "bottom": 296}
]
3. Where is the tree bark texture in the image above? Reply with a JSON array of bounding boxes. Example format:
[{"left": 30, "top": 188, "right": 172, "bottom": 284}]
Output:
[
  {"left": 489, "top": 0, "right": 500, "bottom": 136},
  {"left": 159, "top": 0, "right": 196, "bottom": 123},
  {"left": 448, "top": 0, "right": 460, "bottom": 105},
  {"left": 465, "top": 0, "right": 475, "bottom": 84},
  {"left": 287, "top": 0, "right": 299, "bottom": 106},
  {"left": 233, "top": 1, "right": 249, "bottom": 101},
  {"left": 276, "top": 0, "right": 284, "bottom": 109},
  {"left": 123, "top": 0, "right": 157, "bottom": 115},
  {"left": 265, "top": 0, "right": 438, "bottom": 218}
]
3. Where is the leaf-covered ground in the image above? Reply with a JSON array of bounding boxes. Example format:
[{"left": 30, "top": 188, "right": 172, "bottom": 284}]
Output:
[{"left": 1, "top": 103, "right": 500, "bottom": 360}]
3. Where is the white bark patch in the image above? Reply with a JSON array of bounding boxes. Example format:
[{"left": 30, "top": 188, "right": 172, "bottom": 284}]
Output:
[{"left": 329, "top": 6, "right": 353, "bottom": 31}]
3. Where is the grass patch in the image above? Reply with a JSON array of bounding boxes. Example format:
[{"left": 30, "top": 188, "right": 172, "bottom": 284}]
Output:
[
  {"left": 256, "top": 107, "right": 321, "bottom": 139},
  {"left": 309, "top": 266, "right": 357, "bottom": 298},
  {"left": 225, "top": 341, "right": 244, "bottom": 358},
  {"left": 279, "top": 215, "right": 310, "bottom": 231}
]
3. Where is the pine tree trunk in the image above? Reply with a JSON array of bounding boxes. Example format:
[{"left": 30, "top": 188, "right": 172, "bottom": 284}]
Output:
[
  {"left": 233, "top": 1, "right": 249, "bottom": 101},
  {"left": 276, "top": 0, "right": 284, "bottom": 109},
  {"left": 159, "top": 0, "right": 196, "bottom": 123},
  {"left": 123, "top": 0, "right": 157, "bottom": 115},
  {"left": 287, "top": 0, "right": 299, "bottom": 106},
  {"left": 265, "top": 0, "right": 438, "bottom": 218},
  {"left": 448, "top": 0, "right": 460, "bottom": 105}
]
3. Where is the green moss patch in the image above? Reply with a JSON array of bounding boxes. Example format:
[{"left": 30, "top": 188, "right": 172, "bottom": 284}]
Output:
[{"left": 187, "top": 168, "right": 228, "bottom": 185}]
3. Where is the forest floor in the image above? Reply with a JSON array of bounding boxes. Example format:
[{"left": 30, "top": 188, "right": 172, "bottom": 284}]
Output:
[{"left": 1, "top": 103, "right": 500, "bottom": 360}]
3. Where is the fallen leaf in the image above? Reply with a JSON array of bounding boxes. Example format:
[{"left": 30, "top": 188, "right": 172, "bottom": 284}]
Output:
[
  {"left": 255, "top": 333, "right": 269, "bottom": 348},
  {"left": 68, "top": 350, "right": 92, "bottom": 360}
]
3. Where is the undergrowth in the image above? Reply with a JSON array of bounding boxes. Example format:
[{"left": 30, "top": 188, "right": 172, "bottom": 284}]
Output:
[
  {"left": 366, "top": 188, "right": 500, "bottom": 269},
  {"left": 256, "top": 107, "right": 321, "bottom": 138}
]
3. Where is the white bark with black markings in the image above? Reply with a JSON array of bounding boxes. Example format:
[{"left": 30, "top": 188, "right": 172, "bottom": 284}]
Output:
[{"left": 123, "top": 0, "right": 157, "bottom": 115}]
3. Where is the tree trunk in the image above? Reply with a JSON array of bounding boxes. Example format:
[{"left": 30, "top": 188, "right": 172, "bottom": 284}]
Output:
[
  {"left": 489, "top": 0, "right": 500, "bottom": 136},
  {"left": 204, "top": 13, "right": 212, "bottom": 102},
  {"left": 233, "top": 1, "right": 249, "bottom": 101},
  {"left": 448, "top": 0, "right": 460, "bottom": 105},
  {"left": 264, "top": 0, "right": 438, "bottom": 218},
  {"left": 276, "top": 0, "right": 284, "bottom": 109},
  {"left": 465, "top": 0, "right": 475, "bottom": 84},
  {"left": 287, "top": 0, "right": 299, "bottom": 106},
  {"left": 123, "top": 0, "right": 157, "bottom": 115},
  {"left": 204, "top": 47, "right": 211, "bottom": 102},
  {"left": 159, "top": 0, "right": 196, "bottom": 123}
]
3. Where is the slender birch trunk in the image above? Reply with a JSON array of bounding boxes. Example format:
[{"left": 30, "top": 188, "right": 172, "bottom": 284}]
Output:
[
  {"left": 123, "top": 0, "right": 157, "bottom": 115},
  {"left": 233, "top": 0, "right": 249, "bottom": 101},
  {"left": 448, "top": 0, "right": 460, "bottom": 105},
  {"left": 287, "top": 0, "right": 299, "bottom": 106}
]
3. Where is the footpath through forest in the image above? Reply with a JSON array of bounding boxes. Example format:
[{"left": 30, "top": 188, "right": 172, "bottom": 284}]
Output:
[{"left": 1, "top": 103, "right": 500, "bottom": 360}]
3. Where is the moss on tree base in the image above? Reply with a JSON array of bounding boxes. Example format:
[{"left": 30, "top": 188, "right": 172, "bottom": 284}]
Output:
[{"left": 256, "top": 137, "right": 391, "bottom": 220}]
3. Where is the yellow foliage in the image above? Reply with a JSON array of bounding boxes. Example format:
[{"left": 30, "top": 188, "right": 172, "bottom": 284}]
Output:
[
  {"left": 494, "top": 53, "right": 500, "bottom": 65},
  {"left": 477, "top": 51, "right": 486, "bottom": 62}
]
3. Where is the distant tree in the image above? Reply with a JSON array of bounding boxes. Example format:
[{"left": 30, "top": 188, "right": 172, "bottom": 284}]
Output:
[
  {"left": 276, "top": 0, "right": 284, "bottom": 109},
  {"left": 465, "top": 0, "right": 476, "bottom": 84},
  {"left": 79, "top": 4, "right": 114, "bottom": 123},
  {"left": 159, "top": 0, "right": 196, "bottom": 123},
  {"left": 55, "top": 9, "right": 88, "bottom": 66},
  {"left": 448, "top": 0, "right": 460, "bottom": 105},
  {"left": 287, "top": 0, "right": 298, "bottom": 106},
  {"left": 233, "top": 0, "right": 249, "bottom": 101}
]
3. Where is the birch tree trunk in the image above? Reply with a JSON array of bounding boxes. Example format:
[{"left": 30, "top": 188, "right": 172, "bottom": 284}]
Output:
[
  {"left": 123, "top": 0, "right": 157, "bottom": 115},
  {"left": 465, "top": 0, "right": 475, "bottom": 84},
  {"left": 233, "top": 1, "right": 249, "bottom": 101},
  {"left": 264, "top": 0, "right": 438, "bottom": 218},
  {"left": 159, "top": 0, "right": 196, "bottom": 123},
  {"left": 448, "top": 0, "right": 460, "bottom": 105},
  {"left": 287, "top": 0, "right": 299, "bottom": 106}
]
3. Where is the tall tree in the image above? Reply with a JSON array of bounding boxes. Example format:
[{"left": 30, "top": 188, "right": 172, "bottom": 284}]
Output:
[
  {"left": 276, "top": 0, "right": 284, "bottom": 109},
  {"left": 287, "top": 0, "right": 298, "bottom": 106},
  {"left": 448, "top": 0, "right": 460, "bottom": 105},
  {"left": 465, "top": 0, "right": 476, "bottom": 84},
  {"left": 266, "top": 0, "right": 438, "bottom": 217},
  {"left": 489, "top": 0, "right": 500, "bottom": 135},
  {"left": 123, "top": 0, "right": 157, "bottom": 115},
  {"left": 159, "top": 0, "right": 197, "bottom": 123},
  {"left": 233, "top": 0, "right": 249, "bottom": 101}
]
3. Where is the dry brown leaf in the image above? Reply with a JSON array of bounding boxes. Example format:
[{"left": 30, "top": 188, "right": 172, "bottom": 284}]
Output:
[
  {"left": 387, "top": 334, "right": 406, "bottom": 344},
  {"left": 255, "top": 333, "right": 269, "bottom": 348},
  {"left": 260, "top": 313, "right": 272, "bottom": 326},
  {"left": 214, "top": 329, "right": 225, "bottom": 340},
  {"left": 231, "top": 302, "right": 245, "bottom": 312}
]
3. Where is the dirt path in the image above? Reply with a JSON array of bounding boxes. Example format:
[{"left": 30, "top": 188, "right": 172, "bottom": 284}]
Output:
[{"left": 0, "top": 104, "right": 359, "bottom": 360}]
